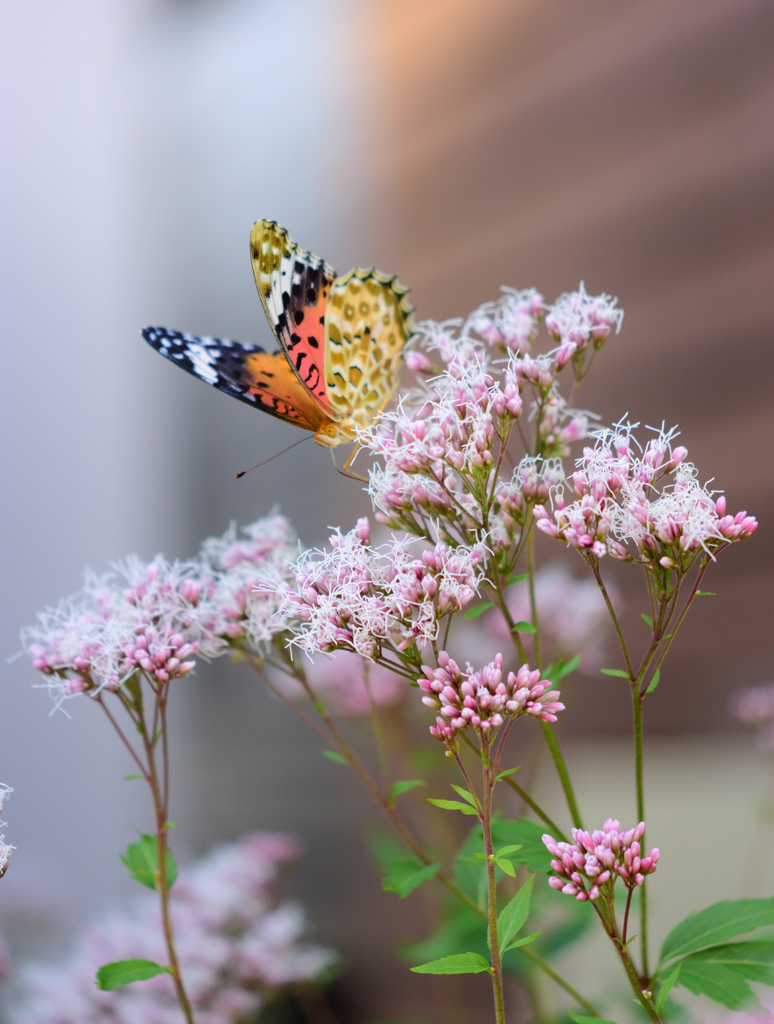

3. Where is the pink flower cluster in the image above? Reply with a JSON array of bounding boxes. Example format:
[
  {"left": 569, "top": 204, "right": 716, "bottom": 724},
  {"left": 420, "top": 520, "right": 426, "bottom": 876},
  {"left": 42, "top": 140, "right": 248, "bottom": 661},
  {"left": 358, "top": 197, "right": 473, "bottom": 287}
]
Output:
[
  {"left": 534, "top": 424, "right": 757, "bottom": 566},
  {"left": 21, "top": 514, "right": 304, "bottom": 706},
  {"left": 362, "top": 287, "right": 613, "bottom": 546},
  {"left": 271, "top": 520, "right": 484, "bottom": 659},
  {"left": 419, "top": 652, "right": 564, "bottom": 743},
  {"left": 0, "top": 784, "right": 13, "bottom": 879},
  {"left": 543, "top": 819, "right": 659, "bottom": 902},
  {"left": 545, "top": 282, "right": 623, "bottom": 375},
  {"left": 198, "top": 513, "right": 299, "bottom": 644},
  {"left": 493, "top": 456, "right": 565, "bottom": 549},
  {"left": 9, "top": 833, "right": 335, "bottom": 1024},
  {"left": 21, "top": 558, "right": 218, "bottom": 707}
]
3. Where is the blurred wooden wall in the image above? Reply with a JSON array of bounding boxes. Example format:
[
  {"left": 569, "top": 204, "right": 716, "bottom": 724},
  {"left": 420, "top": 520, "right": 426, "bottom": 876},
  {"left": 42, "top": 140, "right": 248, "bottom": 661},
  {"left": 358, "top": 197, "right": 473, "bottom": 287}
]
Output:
[{"left": 368, "top": 0, "right": 774, "bottom": 734}]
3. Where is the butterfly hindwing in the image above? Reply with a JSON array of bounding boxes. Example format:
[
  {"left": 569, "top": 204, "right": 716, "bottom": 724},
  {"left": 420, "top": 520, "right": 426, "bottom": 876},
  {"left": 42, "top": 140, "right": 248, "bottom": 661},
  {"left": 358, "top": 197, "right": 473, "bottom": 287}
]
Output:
[
  {"left": 324, "top": 269, "right": 414, "bottom": 428},
  {"left": 250, "top": 220, "right": 336, "bottom": 409},
  {"left": 142, "top": 327, "right": 327, "bottom": 431}
]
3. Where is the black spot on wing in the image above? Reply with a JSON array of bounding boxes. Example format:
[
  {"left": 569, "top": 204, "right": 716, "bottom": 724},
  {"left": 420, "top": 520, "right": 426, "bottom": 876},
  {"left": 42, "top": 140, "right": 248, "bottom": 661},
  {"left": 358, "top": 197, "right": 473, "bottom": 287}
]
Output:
[{"left": 141, "top": 326, "right": 272, "bottom": 411}]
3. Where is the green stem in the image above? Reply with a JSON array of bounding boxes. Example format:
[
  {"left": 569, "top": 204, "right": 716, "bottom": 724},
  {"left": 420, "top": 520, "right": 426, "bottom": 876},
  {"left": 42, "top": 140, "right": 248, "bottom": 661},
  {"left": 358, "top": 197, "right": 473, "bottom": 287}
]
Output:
[
  {"left": 502, "top": 778, "right": 567, "bottom": 840},
  {"left": 527, "top": 531, "right": 542, "bottom": 670},
  {"left": 138, "top": 684, "right": 195, "bottom": 1024},
  {"left": 493, "top": 568, "right": 583, "bottom": 827},
  {"left": 540, "top": 721, "right": 583, "bottom": 829},
  {"left": 591, "top": 561, "right": 634, "bottom": 679},
  {"left": 481, "top": 740, "right": 506, "bottom": 1024},
  {"left": 518, "top": 947, "right": 599, "bottom": 1017},
  {"left": 632, "top": 683, "right": 649, "bottom": 982}
]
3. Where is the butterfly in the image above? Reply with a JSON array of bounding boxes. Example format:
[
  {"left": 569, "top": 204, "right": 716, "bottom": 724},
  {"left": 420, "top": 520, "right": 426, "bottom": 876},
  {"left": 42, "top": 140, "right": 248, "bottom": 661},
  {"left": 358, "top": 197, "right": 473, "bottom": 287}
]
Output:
[{"left": 143, "top": 220, "right": 414, "bottom": 467}]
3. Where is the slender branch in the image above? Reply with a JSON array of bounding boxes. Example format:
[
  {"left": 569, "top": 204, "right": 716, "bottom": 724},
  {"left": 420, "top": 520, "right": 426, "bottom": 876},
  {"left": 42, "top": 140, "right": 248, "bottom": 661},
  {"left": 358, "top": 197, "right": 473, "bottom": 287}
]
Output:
[
  {"left": 96, "top": 694, "right": 149, "bottom": 781},
  {"left": 502, "top": 778, "right": 567, "bottom": 840},
  {"left": 527, "top": 531, "right": 542, "bottom": 670},
  {"left": 518, "top": 946, "right": 599, "bottom": 1016},
  {"left": 540, "top": 722, "right": 583, "bottom": 829},
  {"left": 591, "top": 560, "right": 634, "bottom": 679},
  {"left": 136, "top": 680, "right": 195, "bottom": 1024}
]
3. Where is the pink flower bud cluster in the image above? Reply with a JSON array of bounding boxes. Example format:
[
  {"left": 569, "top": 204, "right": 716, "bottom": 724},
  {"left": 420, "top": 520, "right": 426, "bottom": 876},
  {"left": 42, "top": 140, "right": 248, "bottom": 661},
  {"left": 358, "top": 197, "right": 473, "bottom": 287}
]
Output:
[
  {"left": 536, "top": 394, "right": 591, "bottom": 458},
  {"left": 545, "top": 283, "right": 623, "bottom": 372},
  {"left": 533, "top": 424, "right": 757, "bottom": 565},
  {"left": 269, "top": 522, "right": 485, "bottom": 659},
  {"left": 8, "top": 833, "right": 335, "bottom": 1024},
  {"left": 494, "top": 457, "right": 565, "bottom": 547},
  {"left": 543, "top": 819, "right": 659, "bottom": 902},
  {"left": 22, "top": 557, "right": 220, "bottom": 707},
  {"left": 419, "top": 652, "right": 564, "bottom": 742}
]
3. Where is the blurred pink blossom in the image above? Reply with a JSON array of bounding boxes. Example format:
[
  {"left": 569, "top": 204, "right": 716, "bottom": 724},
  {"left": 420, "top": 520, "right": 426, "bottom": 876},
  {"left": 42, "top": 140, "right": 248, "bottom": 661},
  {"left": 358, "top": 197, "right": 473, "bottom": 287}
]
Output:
[
  {"left": 487, "top": 563, "right": 615, "bottom": 673},
  {"left": 730, "top": 683, "right": 774, "bottom": 750},
  {"left": 274, "top": 650, "right": 404, "bottom": 718},
  {"left": 8, "top": 833, "right": 334, "bottom": 1024}
]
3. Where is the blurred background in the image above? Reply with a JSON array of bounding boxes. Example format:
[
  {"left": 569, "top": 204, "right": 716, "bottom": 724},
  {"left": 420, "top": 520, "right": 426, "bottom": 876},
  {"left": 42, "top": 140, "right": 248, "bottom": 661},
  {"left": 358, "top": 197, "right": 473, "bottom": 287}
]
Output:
[{"left": 1, "top": 0, "right": 773, "bottom": 1020}]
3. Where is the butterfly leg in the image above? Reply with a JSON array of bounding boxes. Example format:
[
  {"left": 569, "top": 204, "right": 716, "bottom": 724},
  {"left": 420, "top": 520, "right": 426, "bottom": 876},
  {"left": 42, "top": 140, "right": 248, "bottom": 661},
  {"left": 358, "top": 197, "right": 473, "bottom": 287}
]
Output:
[{"left": 331, "top": 445, "right": 369, "bottom": 483}]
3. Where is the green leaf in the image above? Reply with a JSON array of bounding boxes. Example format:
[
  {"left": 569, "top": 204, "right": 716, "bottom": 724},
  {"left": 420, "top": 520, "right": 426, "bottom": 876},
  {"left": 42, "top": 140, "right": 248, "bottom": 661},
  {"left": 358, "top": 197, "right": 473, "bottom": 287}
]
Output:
[
  {"left": 491, "top": 818, "right": 553, "bottom": 874},
  {"left": 123, "top": 774, "right": 143, "bottom": 781},
  {"left": 505, "top": 574, "right": 529, "bottom": 587},
  {"left": 428, "top": 799, "right": 480, "bottom": 816},
  {"left": 120, "top": 835, "right": 178, "bottom": 891},
  {"left": 495, "top": 858, "right": 517, "bottom": 877},
  {"left": 600, "top": 668, "right": 630, "bottom": 678},
  {"left": 641, "top": 613, "right": 653, "bottom": 627},
  {"left": 382, "top": 858, "right": 440, "bottom": 898},
  {"left": 450, "top": 785, "right": 479, "bottom": 808},
  {"left": 502, "top": 930, "right": 540, "bottom": 953},
  {"left": 411, "top": 952, "right": 492, "bottom": 975},
  {"left": 495, "top": 767, "right": 522, "bottom": 782},
  {"left": 96, "top": 959, "right": 172, "bottom": 990},
  {"left": 675, "top": 940, "right": 774, "bottom": 1009},
  {"left": 512, "top": 620, "right": 537, "bottom": 634},
  {"left": 568, "top": 1015, "right": 618, "bottom": 1024},
  {"left": 557, "top": 654, "right": 581, "bottom": 678},
  {"left": 655, "top": 961, "right": 681, "bottom": 1014},
  {"left": 388, "top": 779, "right": 425, "bottom": 806},
  {"left": 496, "top": 844, "right": 524, "bottom": 857},
  {"left": 498, "top": 876, "right": 534, "bottom": 953},
  {"left": 644, "top": 668, "right": 661, "bottom": 695},
  {"left": 322, "top": 750, "right": 348, "bottom": 765},
  {"left": 659, "top": 898, "right": 774, "bottom": 965},
  {"left": 464, "top": 602, "right": 494, "bottom": 620},
  {"left": 697, "top": 591, "right": 716, "bottom": 597}
]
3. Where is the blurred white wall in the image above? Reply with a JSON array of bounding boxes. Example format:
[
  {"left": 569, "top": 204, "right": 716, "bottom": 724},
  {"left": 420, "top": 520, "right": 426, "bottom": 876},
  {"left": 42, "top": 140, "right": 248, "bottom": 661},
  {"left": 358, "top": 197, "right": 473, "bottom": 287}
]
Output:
[{"left": 0, "top": 0, "right": 383, "bottom": 957}]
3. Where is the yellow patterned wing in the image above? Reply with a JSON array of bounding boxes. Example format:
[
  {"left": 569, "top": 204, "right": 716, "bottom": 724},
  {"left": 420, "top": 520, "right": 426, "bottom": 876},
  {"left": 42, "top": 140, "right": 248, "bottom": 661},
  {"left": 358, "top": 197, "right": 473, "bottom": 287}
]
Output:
[{"left": 324, "top": 269, "right": 414, "bottom": 433}]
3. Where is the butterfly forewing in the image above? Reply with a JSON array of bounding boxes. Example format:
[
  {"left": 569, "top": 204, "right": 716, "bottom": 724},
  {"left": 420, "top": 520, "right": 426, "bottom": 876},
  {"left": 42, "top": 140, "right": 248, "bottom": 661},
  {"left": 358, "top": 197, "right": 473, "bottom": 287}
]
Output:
[
  {"left": 324, "top": 270, "right": 414, "bottom": 428},
  {"left": 142, "top": 327, "right": 327, "bottom": 431},
  {"left": 250, "top": 220, "right": 336, "bottom": 409}
]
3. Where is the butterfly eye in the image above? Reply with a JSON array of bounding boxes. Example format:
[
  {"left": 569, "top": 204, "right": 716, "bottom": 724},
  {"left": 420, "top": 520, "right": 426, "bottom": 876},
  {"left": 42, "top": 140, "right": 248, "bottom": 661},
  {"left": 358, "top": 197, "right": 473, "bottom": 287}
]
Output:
[{"left": 324, "top": 424, "right": 339, "bottom": 438}]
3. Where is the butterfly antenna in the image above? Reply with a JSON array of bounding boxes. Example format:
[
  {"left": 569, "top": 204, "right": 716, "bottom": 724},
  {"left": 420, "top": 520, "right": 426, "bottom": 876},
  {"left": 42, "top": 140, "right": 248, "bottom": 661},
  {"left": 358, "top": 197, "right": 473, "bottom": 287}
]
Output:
[
  {"left": 330, "top": 446, "right": 369, "bottom": 483},
  {"left": 235, "top": 435, "right": 312, "bottom": 478}
]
